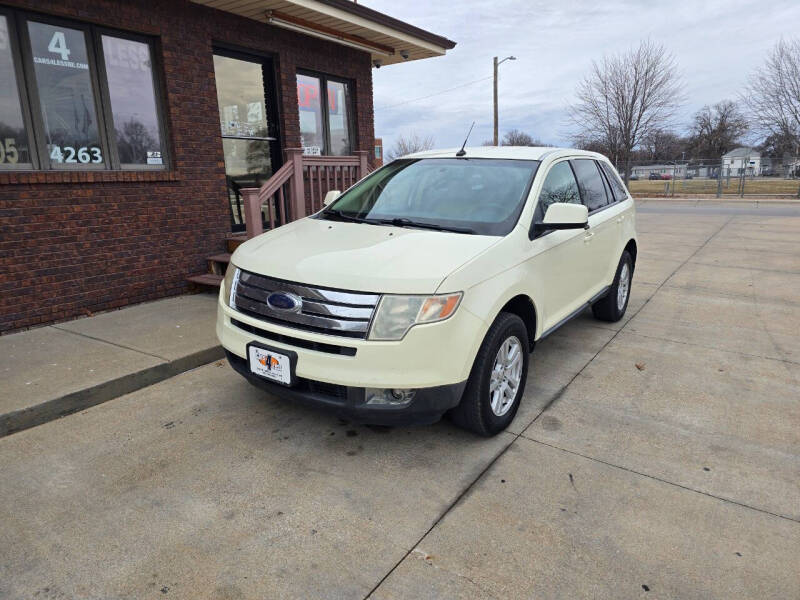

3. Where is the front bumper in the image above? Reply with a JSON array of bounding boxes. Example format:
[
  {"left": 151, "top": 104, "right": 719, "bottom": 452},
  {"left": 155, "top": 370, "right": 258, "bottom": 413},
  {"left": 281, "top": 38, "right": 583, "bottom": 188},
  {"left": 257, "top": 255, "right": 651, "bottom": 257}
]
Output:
[
  {"left": 226, "top": 351, "right": 466, "bottom": 425},
  {"left": 217, "top": 286, "right": 487, "bottom": 424},
  {"left": 217, "top": 290, "right": 487, "bottom": 388}
]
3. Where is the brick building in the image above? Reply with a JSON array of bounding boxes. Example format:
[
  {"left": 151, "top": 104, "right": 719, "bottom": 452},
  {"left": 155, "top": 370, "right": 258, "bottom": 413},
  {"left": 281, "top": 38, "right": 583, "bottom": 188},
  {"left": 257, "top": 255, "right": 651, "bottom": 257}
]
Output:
[{"left": 0, "top": 0, "right": 454, "bottom": 332}]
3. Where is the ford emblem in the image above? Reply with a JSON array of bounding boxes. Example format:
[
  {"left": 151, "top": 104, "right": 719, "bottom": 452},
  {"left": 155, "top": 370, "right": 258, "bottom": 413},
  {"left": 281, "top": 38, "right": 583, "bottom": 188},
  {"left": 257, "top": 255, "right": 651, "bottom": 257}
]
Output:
[{"left": 266, "top": 292, "right": 302, "bottom": 312}]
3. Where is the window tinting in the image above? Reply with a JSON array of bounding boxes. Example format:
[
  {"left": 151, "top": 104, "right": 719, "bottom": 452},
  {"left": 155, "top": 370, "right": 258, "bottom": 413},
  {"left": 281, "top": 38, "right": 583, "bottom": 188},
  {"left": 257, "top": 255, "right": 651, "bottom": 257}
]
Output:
[
  {"left": 28, "top": 21, "right": 104, "bottom": 168},
  {"left": 535, "top": 161, "right": 581, "bottom": 222},
  {"left": 326, "top": 79, "right": 351, "bottom": 156},
  {"left": 0, "top": 15, "right": 31, "bottom": 168},
  {"left": 596, "top": 160, "right": 614, "bottom": 203},
  {"left": 571, "top": 158, "right": 608, "bottom": 211},
  {"left": 599, "top": 161, "right": 629, "bottom": 201},
  {"left": 297, "top": 73, "right": 324, "bottom": 155},
  {"left": 102, "top": 35, "right": 164, "bottom": 166}
]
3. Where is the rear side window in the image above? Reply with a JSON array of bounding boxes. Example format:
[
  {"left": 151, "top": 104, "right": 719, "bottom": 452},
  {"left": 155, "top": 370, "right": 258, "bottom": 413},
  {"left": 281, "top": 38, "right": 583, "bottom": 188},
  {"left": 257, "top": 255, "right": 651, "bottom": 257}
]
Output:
[
  {"left": 571, "top": 159, "right": 608, "bottom": 212},
  {"left": 596, "top": 161, "right": 615, "bottom": 202},
  {"left": 599, "top": 162, "right": 629, "bottom": 202}
]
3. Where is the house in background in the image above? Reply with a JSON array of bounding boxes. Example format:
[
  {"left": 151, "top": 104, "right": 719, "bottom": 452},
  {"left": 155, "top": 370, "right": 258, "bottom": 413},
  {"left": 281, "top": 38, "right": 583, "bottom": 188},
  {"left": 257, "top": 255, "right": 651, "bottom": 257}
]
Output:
[
  {"left": 0, "top": 0, "right": 455, "bottom": 332},
  {"left": 630, "top": 163, "right": 687, "bottom": 179},
  {"left": 722, "top": 147, "right": 761, "bottom": 176}
]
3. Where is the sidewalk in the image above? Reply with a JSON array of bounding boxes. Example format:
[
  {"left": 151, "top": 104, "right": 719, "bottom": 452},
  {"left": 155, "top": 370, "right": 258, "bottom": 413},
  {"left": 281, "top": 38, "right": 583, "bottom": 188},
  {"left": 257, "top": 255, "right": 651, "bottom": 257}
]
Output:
[
  {"left": 635, "top": 195, "right": 800, "bottom": 203},
  {"left": 0, "top": 293, "right": 222, "bottom": 438}
]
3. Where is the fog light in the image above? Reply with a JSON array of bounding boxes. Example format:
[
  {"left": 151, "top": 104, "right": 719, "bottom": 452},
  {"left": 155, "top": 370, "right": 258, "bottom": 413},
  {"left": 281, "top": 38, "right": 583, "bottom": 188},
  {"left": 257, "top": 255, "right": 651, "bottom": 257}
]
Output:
[{"left": 365, "top": 388, "right": 416, "bottom": 406}]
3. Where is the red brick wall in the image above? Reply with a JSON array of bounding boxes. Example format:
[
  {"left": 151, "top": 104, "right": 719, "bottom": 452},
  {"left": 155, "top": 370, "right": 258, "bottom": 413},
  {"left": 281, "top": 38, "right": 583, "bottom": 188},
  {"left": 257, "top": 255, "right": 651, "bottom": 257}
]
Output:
[{"left": 0, "top": 0, "right": 375, "bottom": 332}]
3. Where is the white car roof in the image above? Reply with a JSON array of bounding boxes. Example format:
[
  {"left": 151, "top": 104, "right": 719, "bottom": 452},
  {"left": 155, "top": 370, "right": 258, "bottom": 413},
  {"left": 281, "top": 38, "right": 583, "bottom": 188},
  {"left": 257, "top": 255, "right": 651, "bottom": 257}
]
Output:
[{"left": 402, "top": 146, "right": 608, "bottom": 162}]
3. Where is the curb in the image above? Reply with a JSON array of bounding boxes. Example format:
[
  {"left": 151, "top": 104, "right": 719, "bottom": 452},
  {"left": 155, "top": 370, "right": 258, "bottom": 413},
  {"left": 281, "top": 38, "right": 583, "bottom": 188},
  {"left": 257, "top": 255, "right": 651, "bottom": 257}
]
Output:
[{"left": 0, "top": 345, "right": 225, "bottom": 439}]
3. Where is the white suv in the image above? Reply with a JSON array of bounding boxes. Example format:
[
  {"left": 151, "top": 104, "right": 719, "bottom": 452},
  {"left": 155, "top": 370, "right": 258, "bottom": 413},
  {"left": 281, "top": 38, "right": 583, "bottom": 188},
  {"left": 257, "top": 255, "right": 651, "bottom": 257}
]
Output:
[{"left": 217, "top": 146, "right": 637, "bottom": 436}]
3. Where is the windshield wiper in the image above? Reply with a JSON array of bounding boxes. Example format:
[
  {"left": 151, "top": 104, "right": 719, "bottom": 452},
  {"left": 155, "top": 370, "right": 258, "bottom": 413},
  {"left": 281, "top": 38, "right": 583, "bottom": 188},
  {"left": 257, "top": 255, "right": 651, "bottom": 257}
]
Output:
[
  {"left": 378, "top": 217, "right": 475, "bottom": 234},
  {"left": 321, "top": 209, "right": 374, "bottom": 224}
]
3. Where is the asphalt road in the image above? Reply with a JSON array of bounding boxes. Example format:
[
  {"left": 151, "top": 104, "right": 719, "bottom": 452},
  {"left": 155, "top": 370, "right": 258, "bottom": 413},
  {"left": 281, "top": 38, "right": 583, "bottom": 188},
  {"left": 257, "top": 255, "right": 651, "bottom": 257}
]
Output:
[{"left": 1, "top": 202, "right": 798, "bottom": 599}]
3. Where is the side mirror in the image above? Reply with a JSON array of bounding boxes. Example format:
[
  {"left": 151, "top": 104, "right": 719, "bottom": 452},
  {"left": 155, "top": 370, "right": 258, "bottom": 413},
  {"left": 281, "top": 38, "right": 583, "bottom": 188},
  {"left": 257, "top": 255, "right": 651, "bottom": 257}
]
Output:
[
  {"left": 323, "top": 190, "right": 341, "bottom": 206},
  {"left": 533, "top": 202, "right": 588, "bottom": 232}
]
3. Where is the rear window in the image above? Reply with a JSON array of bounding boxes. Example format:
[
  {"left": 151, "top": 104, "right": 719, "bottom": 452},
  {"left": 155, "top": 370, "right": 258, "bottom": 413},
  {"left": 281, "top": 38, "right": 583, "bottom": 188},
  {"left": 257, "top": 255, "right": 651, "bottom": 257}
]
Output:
[{"left": 571, "top": 159, "right": 609, "bottom": 212}]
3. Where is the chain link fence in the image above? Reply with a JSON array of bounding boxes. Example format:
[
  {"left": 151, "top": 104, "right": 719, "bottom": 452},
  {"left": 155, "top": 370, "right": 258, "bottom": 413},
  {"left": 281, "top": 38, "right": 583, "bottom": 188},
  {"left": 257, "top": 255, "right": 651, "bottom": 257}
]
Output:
[{"left": 613, "top": 157, "right": 800, "bottom": 198}]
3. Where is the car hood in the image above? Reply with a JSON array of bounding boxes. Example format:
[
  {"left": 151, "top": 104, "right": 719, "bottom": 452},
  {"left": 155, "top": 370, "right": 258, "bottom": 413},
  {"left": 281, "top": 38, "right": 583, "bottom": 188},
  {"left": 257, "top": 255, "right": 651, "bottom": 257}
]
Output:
[{"left": 232, "top": 217, "right": 501, "bottom": 294}]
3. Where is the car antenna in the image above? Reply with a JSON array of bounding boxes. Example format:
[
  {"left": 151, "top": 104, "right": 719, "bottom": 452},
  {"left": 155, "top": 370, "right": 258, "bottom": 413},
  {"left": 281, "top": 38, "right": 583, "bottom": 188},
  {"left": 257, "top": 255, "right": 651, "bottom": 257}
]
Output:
[{"left": 455, "top": 121, "right": 475, "bottom": 157}]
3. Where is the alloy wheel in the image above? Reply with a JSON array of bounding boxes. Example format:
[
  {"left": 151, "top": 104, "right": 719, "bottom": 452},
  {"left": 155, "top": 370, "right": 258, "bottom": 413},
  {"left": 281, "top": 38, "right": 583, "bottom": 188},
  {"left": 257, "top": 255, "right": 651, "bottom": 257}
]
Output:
[{"left": 489, "top": 336, "right": 523, "bottom": 416}]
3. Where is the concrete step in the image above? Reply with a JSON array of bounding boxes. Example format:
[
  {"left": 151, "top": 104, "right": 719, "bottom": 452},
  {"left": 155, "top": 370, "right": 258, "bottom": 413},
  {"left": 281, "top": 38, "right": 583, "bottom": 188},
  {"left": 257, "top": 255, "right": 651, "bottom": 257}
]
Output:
[{"left": 187, "top": 273, "right": 223, "bottom": 288}]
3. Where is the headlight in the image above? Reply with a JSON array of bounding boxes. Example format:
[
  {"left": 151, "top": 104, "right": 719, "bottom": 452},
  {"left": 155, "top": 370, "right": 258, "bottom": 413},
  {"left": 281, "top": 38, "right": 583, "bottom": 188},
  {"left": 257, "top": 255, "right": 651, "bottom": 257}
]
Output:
[
  {"left": 368, "top": 292, "right": 462, "bottom": 341},
  {"left": 223, "top": 266, "right": 241, "bottom": 309}
]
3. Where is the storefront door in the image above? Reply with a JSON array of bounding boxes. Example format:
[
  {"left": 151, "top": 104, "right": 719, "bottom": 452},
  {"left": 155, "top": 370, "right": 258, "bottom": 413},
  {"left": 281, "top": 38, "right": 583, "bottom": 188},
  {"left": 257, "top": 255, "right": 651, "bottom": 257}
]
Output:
[{"left": 213, "top": 50, "right": 281, "bottom": 232}]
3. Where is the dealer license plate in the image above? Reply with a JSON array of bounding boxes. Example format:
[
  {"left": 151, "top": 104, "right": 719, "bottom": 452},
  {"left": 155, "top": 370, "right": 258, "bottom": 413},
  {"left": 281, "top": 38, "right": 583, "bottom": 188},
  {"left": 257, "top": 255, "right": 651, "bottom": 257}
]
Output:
[{"left": 248, "top": 345, "right": 292, "bottom": 385}]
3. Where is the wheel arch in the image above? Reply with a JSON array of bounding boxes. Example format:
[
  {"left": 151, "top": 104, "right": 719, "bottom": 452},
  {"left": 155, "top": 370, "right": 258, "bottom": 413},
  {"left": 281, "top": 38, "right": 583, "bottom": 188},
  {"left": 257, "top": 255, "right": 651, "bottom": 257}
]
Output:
[
  {"left": 498, "top": 294, "right": 538, "bottom": 352},
  {"left": 624, "top": 238, "right": 637, "bottom": 268}
]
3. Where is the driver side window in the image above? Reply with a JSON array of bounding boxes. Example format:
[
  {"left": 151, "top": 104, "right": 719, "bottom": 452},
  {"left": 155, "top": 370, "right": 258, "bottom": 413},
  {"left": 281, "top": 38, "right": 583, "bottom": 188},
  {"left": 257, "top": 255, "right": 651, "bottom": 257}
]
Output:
[{"left": 534, "top": 161, "right": 581, "bottom": 224}]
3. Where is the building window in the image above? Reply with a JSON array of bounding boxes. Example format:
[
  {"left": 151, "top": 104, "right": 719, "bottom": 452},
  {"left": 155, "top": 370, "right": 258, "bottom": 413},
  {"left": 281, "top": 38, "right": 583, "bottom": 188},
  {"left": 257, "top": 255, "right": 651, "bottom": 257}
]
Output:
[
  {"left": 0, "top": 8, "right": 167, "bottom": 170},
  {"left": 101, "top": 35, "right": 165, "bottom": 167},
  {"left": 0, "top": 14, "right": 32, "bottom": 169},
  {"left": 296, "top": 71, "right": 352, "bottom": 156}
]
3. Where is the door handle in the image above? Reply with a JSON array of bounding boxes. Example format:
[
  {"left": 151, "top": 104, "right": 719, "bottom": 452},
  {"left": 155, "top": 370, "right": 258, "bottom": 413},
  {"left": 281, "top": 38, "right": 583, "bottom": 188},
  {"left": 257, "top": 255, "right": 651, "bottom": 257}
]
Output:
[
  {"left": 616, "top": 216, "right": 625, "bottom": 224},
  {"left": 583, "top": 231, "right": 594, "bottom": 243}
]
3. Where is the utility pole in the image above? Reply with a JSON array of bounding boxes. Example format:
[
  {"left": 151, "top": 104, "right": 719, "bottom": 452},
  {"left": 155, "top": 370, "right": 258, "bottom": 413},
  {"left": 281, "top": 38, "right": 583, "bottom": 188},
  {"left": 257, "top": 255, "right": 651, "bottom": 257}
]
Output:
[
  {"left": 493, "top": 57, "right": 499, "bottom": 146},
  {"left": 493, "top": 55, "right": 516, "bottom": 146}
]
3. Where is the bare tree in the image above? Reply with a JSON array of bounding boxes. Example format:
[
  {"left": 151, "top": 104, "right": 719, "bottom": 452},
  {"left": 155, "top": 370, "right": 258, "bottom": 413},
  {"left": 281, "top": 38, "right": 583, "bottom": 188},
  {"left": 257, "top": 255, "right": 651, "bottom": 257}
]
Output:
[
  {"left": 501, "top": 129, "right": 544, "bottom": 146},
  {"left": 743, "top": 38, "right": 800, "bottom": 156},
  {"left": 687, "top": 100, "right": 749, "bottom": 158},
  {"left": 639, "top": 128, "right": 686, "bottom": 162},
  {"left": 569, "top": 40, "right": 683, "bottom": 183},
  {"left": 385, "top": 132, "right": 435, "bottom": 161}
]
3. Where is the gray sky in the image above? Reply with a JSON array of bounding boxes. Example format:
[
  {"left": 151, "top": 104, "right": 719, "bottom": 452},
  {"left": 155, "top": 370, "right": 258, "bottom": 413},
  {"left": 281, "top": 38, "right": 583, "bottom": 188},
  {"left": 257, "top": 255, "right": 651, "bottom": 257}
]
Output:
[{"left": 364, "top": 0, "right": 800, "bottom": 152}]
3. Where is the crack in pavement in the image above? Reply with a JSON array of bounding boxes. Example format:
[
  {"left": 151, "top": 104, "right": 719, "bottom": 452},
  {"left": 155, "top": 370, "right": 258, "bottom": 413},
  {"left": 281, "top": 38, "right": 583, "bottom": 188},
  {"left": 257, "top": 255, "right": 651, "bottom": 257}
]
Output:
[
  {"left": 51, "top": 325, "right": 170, "bottom": 362},
  {"left": 518, "top": 435, "right": 800, "bottom": 524}
]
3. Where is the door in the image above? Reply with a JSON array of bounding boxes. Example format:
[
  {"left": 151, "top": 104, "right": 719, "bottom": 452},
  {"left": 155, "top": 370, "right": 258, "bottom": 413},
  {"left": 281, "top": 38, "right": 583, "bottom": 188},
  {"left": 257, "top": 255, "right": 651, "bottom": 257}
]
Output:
[
  {"left": 570, "top": 158, "right": 617, "bottom": 296},
  {"left": 213, "top": 51, "right": 281, "bottom": 232},
  {"left": 527, "top": 159, "right": 595, "bottom": 331}
]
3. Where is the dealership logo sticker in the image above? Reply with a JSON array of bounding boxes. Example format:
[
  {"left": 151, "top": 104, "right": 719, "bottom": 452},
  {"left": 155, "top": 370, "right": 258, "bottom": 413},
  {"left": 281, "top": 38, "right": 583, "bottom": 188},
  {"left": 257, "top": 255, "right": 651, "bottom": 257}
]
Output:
[{"left": 34, "top": 31, "right": 89, "bottom": 70}]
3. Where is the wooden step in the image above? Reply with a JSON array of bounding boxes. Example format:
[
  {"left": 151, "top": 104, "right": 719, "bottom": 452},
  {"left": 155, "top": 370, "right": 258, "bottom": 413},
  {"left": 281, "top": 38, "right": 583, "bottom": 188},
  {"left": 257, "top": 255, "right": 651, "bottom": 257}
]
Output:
[
  {"left": 206, "top": 253, "right": 231, "bottom": 276},
  {"left": 226, "top": 234, "right": 248, "bottom": 253},
  {"left": 207, "top": 252, "right": 231, "bottom": 264},
  {"left": 187, "top": 273, "right": 223, "bottom": 288}
]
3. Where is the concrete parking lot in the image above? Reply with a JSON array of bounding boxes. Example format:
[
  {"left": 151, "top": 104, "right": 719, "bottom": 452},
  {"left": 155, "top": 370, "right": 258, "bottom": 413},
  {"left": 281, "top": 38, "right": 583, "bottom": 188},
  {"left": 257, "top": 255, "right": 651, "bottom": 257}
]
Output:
[{"left": 1, "top": 201, "right": 799, "bottom": 599}]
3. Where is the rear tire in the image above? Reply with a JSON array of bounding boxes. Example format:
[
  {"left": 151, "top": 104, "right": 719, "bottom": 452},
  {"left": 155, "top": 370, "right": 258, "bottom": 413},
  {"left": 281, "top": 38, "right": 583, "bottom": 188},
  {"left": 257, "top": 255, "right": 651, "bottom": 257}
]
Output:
[
  {"left": 592, "top": 250, "right": 633, "bottom": 322},
  {"left": 449, "top": 312, "right": 529, "bottom": 436}
]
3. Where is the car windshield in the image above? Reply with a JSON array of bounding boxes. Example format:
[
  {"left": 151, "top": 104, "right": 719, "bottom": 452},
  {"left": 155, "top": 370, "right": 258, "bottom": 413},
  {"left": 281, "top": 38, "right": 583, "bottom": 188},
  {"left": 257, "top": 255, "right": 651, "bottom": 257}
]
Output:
[{"left": 320, "top": 158, "right": 540, "bottom": 236}]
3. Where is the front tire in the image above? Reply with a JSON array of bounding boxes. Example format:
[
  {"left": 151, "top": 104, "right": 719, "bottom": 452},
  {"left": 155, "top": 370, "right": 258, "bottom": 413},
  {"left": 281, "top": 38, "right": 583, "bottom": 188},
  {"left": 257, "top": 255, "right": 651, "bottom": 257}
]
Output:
[
  {"left": 592, "top": 250, "right": 633, "bottom": 322},
  {"left": 449, "top": 312, "right": 529, "bottom": 436}
]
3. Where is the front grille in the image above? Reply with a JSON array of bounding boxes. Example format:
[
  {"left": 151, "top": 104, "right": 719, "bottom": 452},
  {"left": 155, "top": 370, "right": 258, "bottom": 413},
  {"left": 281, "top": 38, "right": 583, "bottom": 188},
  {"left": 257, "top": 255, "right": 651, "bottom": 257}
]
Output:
[
  {"left": 306, "top": 380, "right": 348, "bottom": 399},
  {"left": 231, "top": 319, "right": 357, "bottom": 356},
  {"left": 226, "top": 350, "right": 349, "bottom": 402},
  {"left": 234, "top": 270, "right": 379, "bottom": 339}
]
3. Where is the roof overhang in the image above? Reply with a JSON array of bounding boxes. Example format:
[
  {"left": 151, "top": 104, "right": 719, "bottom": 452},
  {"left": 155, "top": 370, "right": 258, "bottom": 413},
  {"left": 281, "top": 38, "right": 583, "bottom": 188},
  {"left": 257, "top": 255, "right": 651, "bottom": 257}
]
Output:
[{"left": 190, "top": 0, "right": 456, "bottom": 66}]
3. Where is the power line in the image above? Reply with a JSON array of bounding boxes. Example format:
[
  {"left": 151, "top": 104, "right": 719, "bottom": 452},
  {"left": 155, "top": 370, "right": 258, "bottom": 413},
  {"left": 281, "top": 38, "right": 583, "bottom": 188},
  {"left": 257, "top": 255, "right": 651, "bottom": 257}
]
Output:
[{"left": 375, "top": 75, "right": 493, "bottom": 111}]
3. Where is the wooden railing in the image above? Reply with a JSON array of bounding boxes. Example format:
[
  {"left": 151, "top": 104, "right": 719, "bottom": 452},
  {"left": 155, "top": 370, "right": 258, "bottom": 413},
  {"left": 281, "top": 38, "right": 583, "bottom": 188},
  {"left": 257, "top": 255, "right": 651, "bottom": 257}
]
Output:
[{"left": 240, "top": 148, "right": 369, "bottom": 238}]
